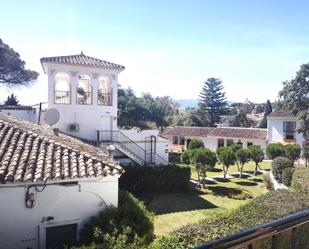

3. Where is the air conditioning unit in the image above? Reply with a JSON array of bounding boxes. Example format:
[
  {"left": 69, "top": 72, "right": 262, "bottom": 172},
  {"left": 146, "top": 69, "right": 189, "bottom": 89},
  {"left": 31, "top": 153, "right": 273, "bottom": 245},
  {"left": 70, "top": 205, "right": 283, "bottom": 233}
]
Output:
[{"left": 68, "top": 123, "right": 80, "bottom": 132}]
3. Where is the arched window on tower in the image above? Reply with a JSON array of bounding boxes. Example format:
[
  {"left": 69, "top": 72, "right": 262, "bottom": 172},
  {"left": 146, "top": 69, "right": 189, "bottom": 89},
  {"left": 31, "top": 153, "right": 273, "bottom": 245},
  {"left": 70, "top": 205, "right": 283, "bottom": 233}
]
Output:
[
  {"left": 77, "top": 74, "right": 92, "bottom": 105},
  {"left": 98, "top": 76, "right": 112, "bottom": 106},
  {"left": 54, "top": 72, "right": 71, "bottom": 104}
]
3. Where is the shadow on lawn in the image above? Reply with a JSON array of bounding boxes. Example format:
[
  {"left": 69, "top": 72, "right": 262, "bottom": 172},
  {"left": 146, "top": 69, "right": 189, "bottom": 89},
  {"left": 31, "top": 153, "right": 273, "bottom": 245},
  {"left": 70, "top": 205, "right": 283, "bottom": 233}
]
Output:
[
  {"left": 212, "top": 177, "right": 230, "bottom": 182},
  {"left": 231, "top": 173, "right": 250, "bottom": 179},
  {"left": 208, "top": 168, "right": 223, "bottom": 173},
  {"left": 207, "top": 186, "right": 253, "bottom": 200},
  {"left": 235, "top": 181, "right": 258, "bottom": 186},
  {"left": 147, "top": 191, "right": 218, "bottom": 215},
  {"left": 243, "top": 170, "right": 263, "bottom": 175}
]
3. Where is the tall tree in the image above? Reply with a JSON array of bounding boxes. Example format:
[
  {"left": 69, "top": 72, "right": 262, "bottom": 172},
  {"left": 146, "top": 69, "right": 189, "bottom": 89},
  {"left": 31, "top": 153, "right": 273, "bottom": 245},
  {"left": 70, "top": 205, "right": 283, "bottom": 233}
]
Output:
[
  {"left": 278, "top": 63, "right": 309, "bottom": 139},
  {"left": 199, "top": 78, "right": 228, "bottom": 127},
  {"left": 231, "top": 109, "right": 255, "bottom": 127},
  {"left": 259, "top": 100, "right": 273, "bottom": 128},
  {"left": 0, "top": 39, "right": 38, "bottom": 86},
  {"left": 4, "top": 93, "right": 19, "bottom": 106}
]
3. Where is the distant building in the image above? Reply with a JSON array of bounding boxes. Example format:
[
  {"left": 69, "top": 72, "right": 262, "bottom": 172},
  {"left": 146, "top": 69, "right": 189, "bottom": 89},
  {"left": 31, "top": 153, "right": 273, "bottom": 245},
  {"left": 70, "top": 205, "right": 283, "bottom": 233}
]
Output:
[
  {"left": 40, "top": 52, "right": 168, "bottom": 165},
  {"left": 267, "top": 111, "right": 306, "bottom": 147},
  {"left": 164, "top": 111, "right": 307, "bottom": 153},
  {"left": 0, "top": 113, "right": 123, "bottom": 249}
]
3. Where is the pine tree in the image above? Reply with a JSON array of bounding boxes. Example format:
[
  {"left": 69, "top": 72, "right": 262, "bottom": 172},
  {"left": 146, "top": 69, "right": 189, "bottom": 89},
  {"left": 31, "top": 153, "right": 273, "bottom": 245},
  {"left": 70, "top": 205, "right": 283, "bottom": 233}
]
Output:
[
  {"left": 4, "top": 93, "right": 19, "bottom": 106},
  {"left": 199, "top": 78, "right": 228, "bottom": 127},
  {"left": 259, "top": 99, "right": 272, "bottom": 128}
]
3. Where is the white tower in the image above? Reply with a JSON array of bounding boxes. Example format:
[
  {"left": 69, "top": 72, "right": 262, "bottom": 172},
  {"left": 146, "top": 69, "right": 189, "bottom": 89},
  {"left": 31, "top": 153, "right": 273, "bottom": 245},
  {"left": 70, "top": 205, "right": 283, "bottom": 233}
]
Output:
[{"left": 41, "top": 52, "right": 125, "bottom": 141}]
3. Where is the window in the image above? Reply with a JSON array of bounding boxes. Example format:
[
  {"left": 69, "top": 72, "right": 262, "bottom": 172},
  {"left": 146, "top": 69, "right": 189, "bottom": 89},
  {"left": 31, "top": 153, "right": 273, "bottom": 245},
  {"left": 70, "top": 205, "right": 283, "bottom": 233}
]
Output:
[
  {"left": 218, "top": 138, "right": 224, "bottom": 147},
  {"left": 173, "top": 136, "right": 178, "bottom": 145},
  {"left": 46, "top": 224, "right": 77, "bottom": 249},
  {"left": 77, "top": 75, "right": 92, "bottom": 105},
  {"left": 98, "top": 76, "right": 112, "bottom": 106},
  {"left": 54, "top": 72, "right": 71, "bottom": 104},
  {"left": 179, "top": 137, "right": 185, "bottom": 145},
  {"left": 227, "top": 139, "right": 234, "bottom": 146},
  {"left": 283, "top": 121, "right": 296, "bottom": 140}
]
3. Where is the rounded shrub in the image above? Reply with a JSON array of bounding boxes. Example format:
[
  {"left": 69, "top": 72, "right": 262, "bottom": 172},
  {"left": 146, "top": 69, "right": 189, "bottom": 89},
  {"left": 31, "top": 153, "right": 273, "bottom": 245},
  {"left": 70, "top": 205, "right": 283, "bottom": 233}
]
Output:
[
  {"left": 282, "top": 167, "right": 294, "bottom": 186},
  {"left": 181, "top": 150, "right": 191, "bottom": 165},
  {"left": 188, "top": 138, "right": 204, "bottom": 150},
  {"left": 80, "top": 191, "right": 154, "bottom": 245},
  {"left": 266, "top": 143, "right": 285, "bottom": 159},
  {"left": 284, "top": 144, "right": 301, "bottom": 161},
  {"left": 271, "top": 157, "right": 293, "bottom": 183}
]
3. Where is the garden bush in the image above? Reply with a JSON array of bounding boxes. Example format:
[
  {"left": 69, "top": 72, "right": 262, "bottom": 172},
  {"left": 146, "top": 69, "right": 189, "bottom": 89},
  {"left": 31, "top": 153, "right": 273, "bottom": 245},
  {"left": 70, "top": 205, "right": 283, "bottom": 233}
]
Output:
[
  {"left": 282, "top": 167, "right": 294, "bottom": 186},
  {"left": 188, "top": 138, "right": 204, "bottom": 150},
  {"left": 180, "top": 150, "right": 191, "bottom": 165},
  {"left": 155, "top": 190, "right": 309, "bottom": 248},
  {"left": 271, "top": 156, "right": 293, "bottom": 183},
  {"left": 262, "top": 174, "right": 274, "bottom": 190},
  {"left": 284, "top": 144, "right": 301, "bottom": 161},
  {"left": 119, "top": 164, "right": 191, "bottom": 195},
  {"left": 292, "top": 167, "right": 309, "bottom": 193},
  {"left": 169, "top": 152, "right": 181, "bottom": 164},
  {"left": 266, "top": 143, "right": 285, "bottom": 159},
  {"left": 80, "top": 191, "right": 154, "bottom": 245}
]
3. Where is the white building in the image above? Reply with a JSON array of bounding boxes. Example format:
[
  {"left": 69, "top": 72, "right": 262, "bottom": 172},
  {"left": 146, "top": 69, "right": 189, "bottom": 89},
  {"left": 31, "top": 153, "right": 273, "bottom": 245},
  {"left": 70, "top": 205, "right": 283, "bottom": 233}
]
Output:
[
  {"left": 0, "top": 113, "right": 123, "bottom": 249},
  {"left": 163, "top": 126, "right": 267, "bottom": 152},
  {"left": 40, "top": 53, "right": 169, "bottom": 166},
  {"left": 267, "top": 111, "right": 306, "bottom": 147},
  {"left": 164, "top": 111, "right": 307, "bottom": 153}
]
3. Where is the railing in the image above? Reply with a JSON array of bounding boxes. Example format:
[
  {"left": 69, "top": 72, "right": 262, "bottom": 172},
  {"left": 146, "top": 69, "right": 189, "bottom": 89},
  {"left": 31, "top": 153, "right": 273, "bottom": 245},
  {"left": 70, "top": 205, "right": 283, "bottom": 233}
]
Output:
[
  {"left": 98, "top": 92, "right": 113, "bottom": 106},
  {"left": 54, "top": 90, "right": 71, "bottom": 104},
  {"left": 97, "top": 130, "right": 147, "bottom": 165},
  {"left": 77, "top": 92, "right": 92, "bottom": 105},
  {"left": 195, "top": 209, "right": 309, "bottom": 249}
]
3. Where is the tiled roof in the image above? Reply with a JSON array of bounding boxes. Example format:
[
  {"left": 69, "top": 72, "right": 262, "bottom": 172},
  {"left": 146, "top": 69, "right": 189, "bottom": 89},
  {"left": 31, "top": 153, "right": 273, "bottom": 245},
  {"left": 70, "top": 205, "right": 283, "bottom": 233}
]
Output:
[
  {"left": 268, "top": 111, "right": 297, "bottom": 118},
  {"left": 164, "top": 126, "right": 267, "bottom": 140},
  {"left": 0, "top": 114, "right": 123, "bottom": 184},
  {"left": 0, "top": 105, "right": 34, "bottom": 111},
  {"left": 163, "top": 126, "right": 215, "bottom": 137},
  {"left": 208, "top": 127, "right": 267, "bottom": 140},
  {"left": 40, "top": 52, "right": 125, "bottom": 70}
]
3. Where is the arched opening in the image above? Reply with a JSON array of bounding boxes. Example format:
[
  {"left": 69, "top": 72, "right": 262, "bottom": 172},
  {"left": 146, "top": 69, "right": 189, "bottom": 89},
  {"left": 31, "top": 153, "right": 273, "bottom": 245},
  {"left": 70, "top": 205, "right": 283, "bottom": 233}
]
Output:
[
  {"left": 54, "top": 72, "right": 71, "bottom": 104},
  {"left": 98, "top": 76, "right": 112, "bottom": 106},
  {"left": 77, "top": 74, "right": 92, "bottom": 105}
]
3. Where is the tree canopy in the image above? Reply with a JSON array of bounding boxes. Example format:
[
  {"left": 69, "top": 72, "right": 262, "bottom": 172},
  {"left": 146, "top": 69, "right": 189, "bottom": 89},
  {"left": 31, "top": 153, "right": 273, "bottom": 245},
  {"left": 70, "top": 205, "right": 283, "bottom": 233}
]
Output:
[
  {"left": 4, "top": 93, "right": 19, "bottom": 106},
  {"left": 278, "top": 63, "right": 309, "bottom": 139},
  {"left": 199, "top": 78, "right": 229, "bottom": 127},
  {"left": 0, "top": 39, "right": 38, "bottom": 87}
]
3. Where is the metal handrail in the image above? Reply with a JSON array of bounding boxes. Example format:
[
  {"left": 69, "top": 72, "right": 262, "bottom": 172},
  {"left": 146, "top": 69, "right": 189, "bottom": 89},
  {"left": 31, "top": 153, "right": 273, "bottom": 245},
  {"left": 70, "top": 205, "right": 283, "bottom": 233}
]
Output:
[{"left": 195, "top": 209, "right": 309, "bottom": 249}]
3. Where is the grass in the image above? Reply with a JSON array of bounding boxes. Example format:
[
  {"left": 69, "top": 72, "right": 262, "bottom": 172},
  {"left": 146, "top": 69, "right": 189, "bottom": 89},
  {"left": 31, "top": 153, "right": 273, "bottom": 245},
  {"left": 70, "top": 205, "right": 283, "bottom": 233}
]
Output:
[{"left": 148, "top": 161, "right": 271, "bottom": 235}]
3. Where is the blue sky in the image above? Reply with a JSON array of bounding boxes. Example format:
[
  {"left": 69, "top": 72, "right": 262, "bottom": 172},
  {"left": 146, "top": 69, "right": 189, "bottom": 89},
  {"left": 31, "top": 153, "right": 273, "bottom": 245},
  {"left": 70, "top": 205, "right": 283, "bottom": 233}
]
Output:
[{"left": 1, "top": 0, "right": 309, "bottom": 104}]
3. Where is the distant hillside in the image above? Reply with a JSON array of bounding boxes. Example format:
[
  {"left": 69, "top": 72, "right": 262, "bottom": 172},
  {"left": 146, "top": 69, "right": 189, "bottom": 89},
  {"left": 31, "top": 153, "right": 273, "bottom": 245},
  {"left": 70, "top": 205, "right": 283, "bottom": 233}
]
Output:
[{"left": 177, "top": 99, "right": 198, "bottom": 109}]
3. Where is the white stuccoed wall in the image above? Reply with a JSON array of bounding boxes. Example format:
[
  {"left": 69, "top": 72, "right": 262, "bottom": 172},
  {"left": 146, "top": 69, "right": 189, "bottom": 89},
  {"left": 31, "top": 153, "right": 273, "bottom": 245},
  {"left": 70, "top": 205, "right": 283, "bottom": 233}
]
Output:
[
  {"left": 45, "top": 63, "right": 121, "bottom": 141},
  {"left": 267, "top": 117, "right": 305, "bottom": 147},
  {"left": 0, "top": 108, "right": 37, "bottom": 123},
  {"left": 0, "top": 176, "right": 119, "bottom": 249},
  {"left": 120, "top": 129, "right": 169, "bottom": 164}
]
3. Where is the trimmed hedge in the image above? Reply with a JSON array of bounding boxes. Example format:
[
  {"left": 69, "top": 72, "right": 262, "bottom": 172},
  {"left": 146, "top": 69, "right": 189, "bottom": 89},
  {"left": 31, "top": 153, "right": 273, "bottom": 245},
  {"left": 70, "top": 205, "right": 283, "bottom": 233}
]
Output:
[
  {"left": 119, "top": 165, "right": 191, "bottom": 195},
  {"left": 80, "top": 191, "right": 154, "bottom": 245},
  {"left": 266, "top": 143, "right": 285, "bottom": 159},
  {"left": 292, "top": 167, "right": 309, "bottom": 193},
  {"left": 152, "top": 190, "right": 309, "bottom": 248},
  {"left": 271, "top": 157, "right": 293, "bottom": 183},
  {"left": 282, "top": 167, "right": 294, "bottom": 186},
  {"left": 169, "top": 152, "right": 182, "bottom": 164}
]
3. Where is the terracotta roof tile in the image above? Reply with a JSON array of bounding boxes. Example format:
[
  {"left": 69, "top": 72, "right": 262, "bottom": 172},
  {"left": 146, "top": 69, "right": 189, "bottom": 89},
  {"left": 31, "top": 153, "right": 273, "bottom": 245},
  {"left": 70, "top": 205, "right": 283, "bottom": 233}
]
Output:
[
  {"left": 164, "top": 126, "right": 267, "bottom": 140},
  {"left": 0, "top": 114, "right": 123, "bottom": 184},
  {"left": 208, "top": 127, "right": 267, "bottom": 140},
  {"left": 268, "top": 111, "right": 297, "bottom": 118},
  {"left": 163, "top": 126, "right": 215, "bottom": 137},
  {"left": 40, "top": 53, "right": 125, "bottom": 70}
]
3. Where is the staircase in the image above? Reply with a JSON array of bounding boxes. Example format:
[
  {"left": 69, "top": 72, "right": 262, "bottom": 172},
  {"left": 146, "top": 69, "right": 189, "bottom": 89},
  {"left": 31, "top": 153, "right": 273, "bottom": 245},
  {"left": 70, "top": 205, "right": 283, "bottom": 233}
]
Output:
[{"left": 114, "top": 142, "right": 145, "bottom": 166}]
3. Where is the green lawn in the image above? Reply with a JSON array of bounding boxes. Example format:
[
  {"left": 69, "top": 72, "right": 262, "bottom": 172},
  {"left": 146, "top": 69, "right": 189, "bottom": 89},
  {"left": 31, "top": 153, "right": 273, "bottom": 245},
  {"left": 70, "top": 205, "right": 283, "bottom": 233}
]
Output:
[{"left": 148, "top": 161, "right": 271, "bottom": 235}]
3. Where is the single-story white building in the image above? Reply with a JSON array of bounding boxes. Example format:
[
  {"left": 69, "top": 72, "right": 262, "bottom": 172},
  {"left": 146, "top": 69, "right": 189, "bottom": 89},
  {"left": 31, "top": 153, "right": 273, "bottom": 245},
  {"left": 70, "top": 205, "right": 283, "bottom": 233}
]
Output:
[
  {"left": 163, "top": 111, "right": 307, "bottom": 153},
  {"left": 0, "top": 113, "right": 123, "bottom": 249},
  {"left": 163, "top": 126, "right": 267, "bottom": 152}
]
